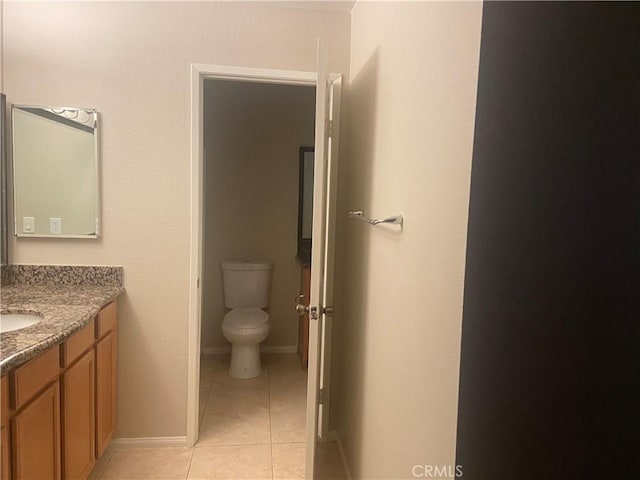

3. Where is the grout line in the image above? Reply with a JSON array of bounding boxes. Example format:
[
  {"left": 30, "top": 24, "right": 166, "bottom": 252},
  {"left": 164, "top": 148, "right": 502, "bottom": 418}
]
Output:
[
  {"left": 93, "top": 449, "right": 114, "bottom": 479},
  {"left": 200, "top": 372, "right": 213, "bottom": 423},
  {"left": 184, "top": 446, "right": 196, "bottom": 480},
  {"left": 267, "top": 354, "right": 275, "bottom": 480},
  {"left": 193, "top": 442, "right": 273, "bottom": 448},
  {"left": 190, "top": 357, "right": 214, "bottom": 478},
  {"left": 196, "top": 357, "right": 216, "bottom": 445}
]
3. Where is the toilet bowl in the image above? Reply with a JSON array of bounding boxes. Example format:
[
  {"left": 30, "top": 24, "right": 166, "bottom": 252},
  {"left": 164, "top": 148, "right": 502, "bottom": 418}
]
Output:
[
  {"left": 220, "top": 261, "right": 273, "bottom": 379},
  {"left": 222, "top": 308, "right": 270, "bottom": 378}
]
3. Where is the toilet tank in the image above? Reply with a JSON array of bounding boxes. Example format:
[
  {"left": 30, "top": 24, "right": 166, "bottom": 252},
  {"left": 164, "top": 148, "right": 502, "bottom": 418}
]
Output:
[{"left": 221, "top": 261, "right": 273, "bottom": 309}]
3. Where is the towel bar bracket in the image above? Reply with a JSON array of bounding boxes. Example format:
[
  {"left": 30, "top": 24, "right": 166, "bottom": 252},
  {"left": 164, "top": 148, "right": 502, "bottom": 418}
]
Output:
[{"left": 348, "top": 210, "right": 403, "bottom": 227}]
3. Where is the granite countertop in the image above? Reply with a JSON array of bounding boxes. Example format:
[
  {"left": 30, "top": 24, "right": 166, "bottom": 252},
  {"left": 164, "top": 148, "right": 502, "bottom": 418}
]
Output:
[{"left": 1, "top": 283, "right": 124, "bottom": 374}]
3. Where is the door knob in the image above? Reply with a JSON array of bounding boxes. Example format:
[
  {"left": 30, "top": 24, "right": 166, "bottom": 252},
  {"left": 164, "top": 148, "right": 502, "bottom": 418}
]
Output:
[
  {"left": 294, "top": 294, "right": 309, "bottom": 316},
  {"left": 310, "top": 305, "right": 334, "bottom": 320}
]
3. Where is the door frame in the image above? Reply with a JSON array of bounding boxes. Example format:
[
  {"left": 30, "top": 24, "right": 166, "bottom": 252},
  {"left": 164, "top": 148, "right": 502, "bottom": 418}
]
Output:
[{"left": 187, "top": 63, "right": 335, "bottom": 446}]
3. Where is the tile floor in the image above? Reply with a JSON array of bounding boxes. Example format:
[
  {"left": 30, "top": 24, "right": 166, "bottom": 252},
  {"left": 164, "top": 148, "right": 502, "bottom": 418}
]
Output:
[{"left": 88, "top": 353, "right": 347, "bottom": 479}]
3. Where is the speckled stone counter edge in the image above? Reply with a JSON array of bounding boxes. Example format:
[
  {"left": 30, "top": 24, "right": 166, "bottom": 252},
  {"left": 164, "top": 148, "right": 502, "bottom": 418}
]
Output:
[
  {"left": 0, "top": 265, "right": 9, "bottom": 287},
  {"left": 2, "top": 264, "right": 123, "bottom": 287},
  {"left": 1, "top": 264, "right": 124, "bottom": 373},
  {"left": 0, "top": 287, "right": 123, "bottom": 373}
]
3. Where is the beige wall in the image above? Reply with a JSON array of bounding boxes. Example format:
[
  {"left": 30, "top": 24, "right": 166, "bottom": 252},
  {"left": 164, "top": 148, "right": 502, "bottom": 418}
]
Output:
[
  {"left": 2, "top": 1, "right": 350, "bottom": 438},
  {"left": 335, "top": 2, "right": 482, "bottom": 478},
  {"left": 4, "top": 1, "right": 485, "bottom": 470},
  {"left": 202, "top": 80, "right": 315, "bottom": 351}
]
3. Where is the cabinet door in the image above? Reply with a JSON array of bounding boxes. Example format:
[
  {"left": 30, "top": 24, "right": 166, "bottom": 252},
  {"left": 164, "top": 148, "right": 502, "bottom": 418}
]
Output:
[
  {"left": 63, "top": 350, "right": 95, "bottom": 480},
  {"left": 1, "top": 376, "right": 8, "bottom": 428},
  {"left": 95, "top": 332, "right": 116, "bottom": 457},
  {"left": 1, "top": 426, "right": 10, "bottom": 480},
  {"left": 13, "top": 381, "right": 61, "bottom": 480}
]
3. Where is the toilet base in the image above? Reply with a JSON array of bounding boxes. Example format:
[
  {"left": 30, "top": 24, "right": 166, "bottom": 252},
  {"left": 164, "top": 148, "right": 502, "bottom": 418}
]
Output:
[{"left": 229, "top": 343, "right": 262, "bottom": 379}]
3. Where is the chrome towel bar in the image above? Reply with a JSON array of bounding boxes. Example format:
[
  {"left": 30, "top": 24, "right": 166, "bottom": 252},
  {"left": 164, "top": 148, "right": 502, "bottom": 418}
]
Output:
[{"left": 348, "top": 210, "right": 403, "bottom": 226}]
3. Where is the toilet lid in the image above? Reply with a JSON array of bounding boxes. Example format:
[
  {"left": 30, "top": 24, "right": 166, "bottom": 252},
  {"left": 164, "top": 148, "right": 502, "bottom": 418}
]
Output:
[{"left": 223, "top": 308, "right": 269, "bottom": 328}]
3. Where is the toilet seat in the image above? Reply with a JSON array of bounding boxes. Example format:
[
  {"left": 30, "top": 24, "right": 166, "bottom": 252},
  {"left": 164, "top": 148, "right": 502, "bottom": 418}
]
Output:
[{"left": 223, "top": 308, "right": 269, "bottom": 329}]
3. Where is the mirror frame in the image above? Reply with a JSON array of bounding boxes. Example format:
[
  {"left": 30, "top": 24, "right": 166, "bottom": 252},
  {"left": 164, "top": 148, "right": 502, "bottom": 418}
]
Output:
[
  {"left": 1, "top": 94, "right": 7, "bottom": 264},
  {"left": 297, "top": 146, "right": 314, "bottom": 251},
  {"left": 11, "top": 105, "right": 100, "bottom": 239}
]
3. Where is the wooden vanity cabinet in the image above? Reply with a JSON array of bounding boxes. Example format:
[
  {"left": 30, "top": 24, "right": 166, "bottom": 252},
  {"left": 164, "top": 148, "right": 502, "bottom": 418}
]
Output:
[
  {"left": 2, "top": 300, "right": 118, "bottom": 480},
  {"left": 95, "top": 302, "right": 117, "bottom": 458}
]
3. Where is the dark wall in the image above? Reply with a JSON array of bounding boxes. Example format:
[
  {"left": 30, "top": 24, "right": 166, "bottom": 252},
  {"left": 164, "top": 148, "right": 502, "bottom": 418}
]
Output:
[{"left": 456, "top": 2, "right": 640, "bottom": 479}]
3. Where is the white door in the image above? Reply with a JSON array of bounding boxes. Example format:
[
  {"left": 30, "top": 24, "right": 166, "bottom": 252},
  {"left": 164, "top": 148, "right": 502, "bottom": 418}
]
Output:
[{"left": 305, "top": 39, "right": 342, "bottom": 479}]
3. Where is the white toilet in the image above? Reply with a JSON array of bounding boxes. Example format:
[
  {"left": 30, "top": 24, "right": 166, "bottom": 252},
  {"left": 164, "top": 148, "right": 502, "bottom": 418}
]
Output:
[{"left": 221, "top": 260, "right": 272, "bottom": 379}]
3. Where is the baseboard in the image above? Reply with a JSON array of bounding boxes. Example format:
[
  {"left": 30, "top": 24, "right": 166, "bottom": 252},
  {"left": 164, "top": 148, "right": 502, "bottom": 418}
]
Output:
[
  {"left": 328, "top": 430, "right": 353, "bottom": 480},
  {"left": 110, "top": 436, "right": 188, "bottom": 449},
  {"left": 263, "top": 345, "right": 297, "bottom": 354},
  {"left": 201, "top": 345, "right": 297, "bottom": 355},
  {"left": 201, "top": 346, "right": 231, "bottom": 355}
]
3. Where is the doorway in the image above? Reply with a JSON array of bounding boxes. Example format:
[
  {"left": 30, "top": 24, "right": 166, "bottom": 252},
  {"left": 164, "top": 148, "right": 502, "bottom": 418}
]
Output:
[
  {"left": 198, "top": 78, "right": 315, "bottom": 470},
  {"left": 187, "top": 61, "right": 341, "bottom": 476}
]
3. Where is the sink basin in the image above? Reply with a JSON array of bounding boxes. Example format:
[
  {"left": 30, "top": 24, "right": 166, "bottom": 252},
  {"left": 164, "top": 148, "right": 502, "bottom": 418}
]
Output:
[{"left": 0, "top": 313, "right": 42, "bottom": 333}]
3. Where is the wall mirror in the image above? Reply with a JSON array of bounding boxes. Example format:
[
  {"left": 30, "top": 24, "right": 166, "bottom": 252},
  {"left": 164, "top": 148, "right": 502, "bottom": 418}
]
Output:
[
  {"left": 297, "top": 147, "right": 314, "bottom": 258},
  {"left": 12, "top": 105, "right": 100, "bottom": 238}
]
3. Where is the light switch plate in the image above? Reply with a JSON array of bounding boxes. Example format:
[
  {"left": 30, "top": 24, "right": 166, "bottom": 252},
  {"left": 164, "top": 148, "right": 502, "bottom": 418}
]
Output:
[
  {"left": 23, "top": 217, "right": 35, "bottom": 233},
  {"left": 49, "top": 217, "right": 62, "bottom": 235}
]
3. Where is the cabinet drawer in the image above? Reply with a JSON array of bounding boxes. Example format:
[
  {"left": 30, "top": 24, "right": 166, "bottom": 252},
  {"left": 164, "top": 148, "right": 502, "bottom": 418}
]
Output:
[
  {"left": 62, "top": 320, "right": 95, "bottom": 368},
  {"left": 1, "top": 376, "right": 8, "bottom": 427},
  {"left": 12, "top": 346, "right": 60, "bottom": 410},
  {"left": 96, "top": 302, "right": 117, "bottom": 339}
]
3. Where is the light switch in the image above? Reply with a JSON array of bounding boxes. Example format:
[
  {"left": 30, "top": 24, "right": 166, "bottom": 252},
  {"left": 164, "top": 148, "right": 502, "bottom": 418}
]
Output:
[
  {"left": 23, "top": 217, "right": 35, "bottom": 233},
  {"left": 50, "top": 217, "right": 62, "bottom": 235}
]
